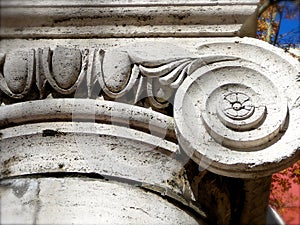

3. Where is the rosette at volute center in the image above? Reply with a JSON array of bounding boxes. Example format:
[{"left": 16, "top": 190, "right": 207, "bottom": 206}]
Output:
[
  {"left": 174, "top": 40, "right": 300, "bottom": 178},
  {"left": 200, "top": 72, "right": 288, "bottom": 151}
]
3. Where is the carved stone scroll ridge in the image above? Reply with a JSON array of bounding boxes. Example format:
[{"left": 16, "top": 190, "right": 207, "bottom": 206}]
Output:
[{"left": 174, "top": 43, "right": 300, "bottom": 178}]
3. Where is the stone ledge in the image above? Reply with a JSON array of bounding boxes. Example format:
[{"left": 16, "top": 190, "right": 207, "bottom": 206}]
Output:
[
  {"left": 0, "top": 0, "right": 259, "bottom": 38},
  {"left": 1, "top": 0, "right": 259, "bottom": 7}
]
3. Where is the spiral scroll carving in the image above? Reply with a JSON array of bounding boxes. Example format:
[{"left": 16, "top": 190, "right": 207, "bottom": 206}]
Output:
[
  {"left": 201, "top": 78, "right": 288, "bottom": 150},
  {"left": 174, "top": 49, "right": 300, "bottom": 178},
  {"left": 0, "top": 41, "right": 299, "bottom": 179}
]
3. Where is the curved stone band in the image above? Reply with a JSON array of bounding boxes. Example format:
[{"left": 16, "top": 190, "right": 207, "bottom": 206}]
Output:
[{"left": 174, "top": 39, "right": 300, "bottom": 178}]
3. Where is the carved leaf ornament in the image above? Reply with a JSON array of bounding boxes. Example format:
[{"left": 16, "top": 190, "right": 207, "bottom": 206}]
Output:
[{"left": 0, "top": 39, "right": 299, "bottom": 179}]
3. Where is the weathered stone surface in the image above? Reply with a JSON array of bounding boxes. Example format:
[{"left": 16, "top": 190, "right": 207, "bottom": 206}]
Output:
[
  {"left": 3, "top": 50, "right": 29, "bottom": 93},
  {"left": 174, "top": 38, "right": 300, "bottom": 178},
  {"left": 0, "top": 42, "right": 235, "bottom": 108},
  {"left": 102, "top": 51, "right": 132, "bottom": 93},
  {"left": 0, "top": 99, "right": 200, "bottom": 206},
  {"left": 0, "top": 179, "right": 39, "bottom": 224},
  {"left": 0, "top": 38, "right": 299, "bottom": 180},
  {"left": 0, "top": 178, "right": 202, "bottom": 225},
  {"left": 0, "top": 1, "right": 297, "bottom": 221},
  {"left": 0, "top": 122, "right": 178, "bottom": 184},
  {"left": 1, "top": 49, "right": 34, "bottom": 98},
  {"left": 0, "top": 99, "right": 176, "bottom": 140},
  {"left": 0, "top": 0, "right": 259, "bottom": 38},
  {"left": 51, "top": 47, "right": 81, "bottom": 89}
]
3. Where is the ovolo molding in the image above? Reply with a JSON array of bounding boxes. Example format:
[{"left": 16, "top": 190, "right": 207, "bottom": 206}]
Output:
[{"left": 0, "top": 38, "right": 299, "bottom": 179}]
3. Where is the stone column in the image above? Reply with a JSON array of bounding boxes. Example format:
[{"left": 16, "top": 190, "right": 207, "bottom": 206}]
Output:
[
  {"left": 239, "top": 176, "right": 272, "bottom": 224},
  {"left": 1, "top": 1, "right": 300, "bottom": 225}
]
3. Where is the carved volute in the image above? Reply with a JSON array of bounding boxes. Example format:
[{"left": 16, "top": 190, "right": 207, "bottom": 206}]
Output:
[
  {"left": 174, "top": 39, "right": 300, "bottom": 178},
  {"left": 173, "top": 39, "right": 300, "bottom": 225},
  {"left": 0, "top": 1, "right": 299, "bottom": 224}
]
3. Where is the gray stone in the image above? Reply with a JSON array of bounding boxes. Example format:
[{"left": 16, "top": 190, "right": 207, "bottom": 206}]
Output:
[
  {"left": 174, "top": 38, "right": 300, "bottom": 178},
  {"left": 102, "top": 51, "right": 132, "bottom": 92},
  {"left": 51, "top": 47, "right": 82, "bottom": 89},
  {"left": 0, "top": 0, "right": 298, "bottom": 224},
  {"left": 0, "top": 178, "right": 202, "bottom": 225},
  {"left": 0, "top": 0, "right": 259, "bottom": 38},
  {"left": 0, "top": 179, "right": 39, "bottom": 224}
]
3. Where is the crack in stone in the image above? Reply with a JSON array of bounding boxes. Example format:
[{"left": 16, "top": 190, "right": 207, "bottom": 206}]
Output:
[{"left": 33, "top": 179, "right": 41, "bottom": 225}]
